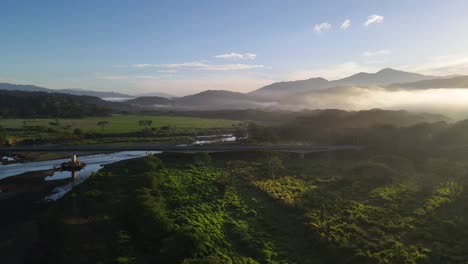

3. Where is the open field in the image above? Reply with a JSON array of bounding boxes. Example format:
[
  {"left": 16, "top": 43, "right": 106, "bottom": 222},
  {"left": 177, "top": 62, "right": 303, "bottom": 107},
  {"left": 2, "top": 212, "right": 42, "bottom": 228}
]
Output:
[{"left": 0, "top": 114, "right": 241, "bottom": 134}]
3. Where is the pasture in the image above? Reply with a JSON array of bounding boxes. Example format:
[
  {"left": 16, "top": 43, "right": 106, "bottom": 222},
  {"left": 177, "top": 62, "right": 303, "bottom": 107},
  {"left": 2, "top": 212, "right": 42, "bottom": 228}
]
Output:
[{"left": 0, "top": 114, "right": 241, "bottom": 134}]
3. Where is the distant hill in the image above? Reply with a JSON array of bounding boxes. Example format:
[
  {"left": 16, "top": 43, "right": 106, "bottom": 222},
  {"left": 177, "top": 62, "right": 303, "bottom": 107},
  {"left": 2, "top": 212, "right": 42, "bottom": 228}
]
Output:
[
  {"left": 0, "top": 83, "right": 51, "bottom": 92},
  {"left": 0, "top": 90, "right": 131, "bottom": 118},
  {"left": 387, "top": 75, "right": 468, "bottom": 90},
  {"left": 125, "top": 96, "right": 173, "bottom": 107},
  {"left": 57, "top": 89, "right": 133, "bottom": 99},
  {"left": 249, "top": 78, "right": 330, "bottom": 100},
  {"left": 0, "top": 83, "right": 132, "bottom": 99},
  {"left": 2, "top": 69, "right": 462, "bottom": 113},
  {"left": 249, "top": 68, "right": 435, "bottom": 100},
  {"left": 293, "top": 108, "right": 448, "bottom": 128},
  {"left": 174, "top": 90, "right": 263, "bottom": 110},
  {"left": 135, "top": 92, "right": 177, "bottom": 98},
  {"left": 333, "top": 68, "right": 433, "bottom": 86}
]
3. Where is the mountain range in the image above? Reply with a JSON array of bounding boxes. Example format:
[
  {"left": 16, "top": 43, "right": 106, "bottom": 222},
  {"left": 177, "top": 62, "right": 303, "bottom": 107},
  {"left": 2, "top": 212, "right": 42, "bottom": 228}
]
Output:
[
  {"left": 166, "top": 68, "right": 462, "bottom": 110},
  {"left": 2, "top": 68, "right": 468, "bottom": 111},
  {"left": 386, "top": 75, "right": 468, "bottom": 90},
  {"left": 249, "top": 68, "right": 435, "bottom": 100},
  {"left": 0, "top": 83, "right": 133, "bottom": 99}
]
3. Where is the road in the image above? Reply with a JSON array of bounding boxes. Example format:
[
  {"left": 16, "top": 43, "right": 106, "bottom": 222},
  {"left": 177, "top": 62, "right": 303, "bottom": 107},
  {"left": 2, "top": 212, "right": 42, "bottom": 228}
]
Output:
[{"left": 0, "top": 144, "right": 364, "bottom": 153}]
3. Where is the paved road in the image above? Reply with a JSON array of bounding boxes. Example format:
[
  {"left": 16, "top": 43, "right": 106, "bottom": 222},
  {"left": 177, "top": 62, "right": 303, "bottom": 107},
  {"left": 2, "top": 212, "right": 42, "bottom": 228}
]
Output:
[{"left": 0, "top": 144, "right": 364, "bottom": 153}]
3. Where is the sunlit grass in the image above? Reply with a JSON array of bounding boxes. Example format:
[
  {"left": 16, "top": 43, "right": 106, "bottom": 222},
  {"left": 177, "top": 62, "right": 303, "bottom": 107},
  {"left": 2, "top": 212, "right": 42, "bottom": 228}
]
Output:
[{"left": 0, "top": 114, "right": 240, "bottom": 134}]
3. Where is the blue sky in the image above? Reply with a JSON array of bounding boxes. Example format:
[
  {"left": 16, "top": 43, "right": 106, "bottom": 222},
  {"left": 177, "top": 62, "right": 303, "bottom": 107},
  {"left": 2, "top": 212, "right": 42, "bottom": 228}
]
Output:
[{"left": 2, "top": 0, "right": 468, "bottom": 95}]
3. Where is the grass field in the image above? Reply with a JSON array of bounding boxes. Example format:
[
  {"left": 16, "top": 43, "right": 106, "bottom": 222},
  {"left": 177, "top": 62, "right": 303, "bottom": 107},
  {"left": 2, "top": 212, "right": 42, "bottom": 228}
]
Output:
[{"left": 0, "top": 114, "right": 240, "bottom": 134}]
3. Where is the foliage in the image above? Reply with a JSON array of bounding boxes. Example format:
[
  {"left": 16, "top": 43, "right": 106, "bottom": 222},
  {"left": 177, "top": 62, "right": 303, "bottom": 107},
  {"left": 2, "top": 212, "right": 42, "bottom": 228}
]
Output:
[
  {"left": 34, "top": 152, "right": 468, "bottom": 263},
  {"left": 193, "top": 152, "right": 212, "bottom": 166},
  {"left": 0, "top": 90, "right": 113, "bottom": 118},
  {"left": 138, "top": 120, "right": 153, "bottom": 127}
]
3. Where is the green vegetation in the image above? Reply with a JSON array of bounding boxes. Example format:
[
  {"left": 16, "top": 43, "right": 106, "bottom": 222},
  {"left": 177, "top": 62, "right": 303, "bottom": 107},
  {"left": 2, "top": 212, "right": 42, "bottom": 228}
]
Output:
[
  {"left": 0, "top": 90, "right": 116, "bottom": 118},
  {"left": 34, "top": 151, "right": 468, "bottom": 263},
  {"left": 0, "top": 115, "right": 239, "bottom": 134},
  {"left": 0, "top": 114, "right": 242, "bottom": 146}
]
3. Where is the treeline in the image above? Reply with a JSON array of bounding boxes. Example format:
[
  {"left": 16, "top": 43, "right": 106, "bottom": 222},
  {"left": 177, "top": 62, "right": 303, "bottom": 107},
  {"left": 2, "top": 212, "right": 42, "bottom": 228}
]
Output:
[
  {"left": 247, "top": 109, "right": 468, "bottom": 158},
  {"left": 0, "top": 90, "right": 126, "bottom": 118},
  {"left": 138, "top": 108, "right": 447, "bottom": 125}
]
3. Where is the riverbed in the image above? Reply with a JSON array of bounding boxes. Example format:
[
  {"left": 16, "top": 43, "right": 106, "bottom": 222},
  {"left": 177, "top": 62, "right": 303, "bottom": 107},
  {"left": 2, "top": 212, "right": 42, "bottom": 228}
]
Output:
[
  {"left": 0, "top": 133, "right": 239, "bottom": 201},
  {"left": 1, "top": 151, "right": 160, "bottom": 201}
]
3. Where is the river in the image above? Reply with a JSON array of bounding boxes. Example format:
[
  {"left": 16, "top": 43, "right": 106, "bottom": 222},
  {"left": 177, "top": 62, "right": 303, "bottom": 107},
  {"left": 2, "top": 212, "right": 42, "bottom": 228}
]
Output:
[
  {"left": 0, "top": 134, "right": 238, "bottom": 201},
  {"left": 0, "top": 151, "right": 160, "bottom": 200}
]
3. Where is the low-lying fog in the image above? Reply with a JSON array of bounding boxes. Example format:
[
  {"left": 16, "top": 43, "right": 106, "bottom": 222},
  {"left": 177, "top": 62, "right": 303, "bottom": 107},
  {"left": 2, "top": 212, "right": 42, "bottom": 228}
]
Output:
[{"left": 284, "top": 87, "right": 468, "bottom": 120}]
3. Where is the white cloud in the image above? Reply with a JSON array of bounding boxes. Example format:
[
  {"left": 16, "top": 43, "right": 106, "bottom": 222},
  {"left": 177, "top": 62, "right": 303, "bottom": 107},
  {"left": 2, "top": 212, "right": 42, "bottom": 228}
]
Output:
[
  {"left": 341, "top": 19, "right": 350, "bottom": 29},
  {"left": 364, "top": 14, "right": 384, "bottom": 26},
  {"left": 215, "top": 53, "right": 257, "bottom": 60},
  {"left": 133, "top": 64, "right": 153, "bottom": 68},
  {"left": 314, "top": 22, "right": 331, "bottom": 32},
  {"left": 134, "top": 75, "right": 175, "bottom": 80},
  {"left": 131, "top": 61, "right": 264, "bottom": 71},
  {"left": 158, "top": 70, "right": 177, "bottom": 73},
  {"left": 361, "top": 49, "right": 391, "bottom": 57}
]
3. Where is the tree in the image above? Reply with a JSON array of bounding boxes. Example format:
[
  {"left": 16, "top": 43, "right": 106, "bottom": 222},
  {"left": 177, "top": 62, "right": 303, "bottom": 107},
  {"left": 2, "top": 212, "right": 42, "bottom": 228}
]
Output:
[
  {"left": 49, "top": 119, "right": 60, "bottom": 127},
  {"left": 264, "top": 153, "right": 284, "bottom": 179},
  {"left": 138, "top": 120, "right": 153, "bottom": 127},
  {"left": 73, "top": 128, "right": 84, "bottom": 136},
  {"left": 193, "top": 152, "right": 212, "bottom": 166},
  {"left": 0, "top": 126, "right": 5, "bottom": 145},
  {"left": 97, "top": 121, "right": 109, "bottom": 131}
]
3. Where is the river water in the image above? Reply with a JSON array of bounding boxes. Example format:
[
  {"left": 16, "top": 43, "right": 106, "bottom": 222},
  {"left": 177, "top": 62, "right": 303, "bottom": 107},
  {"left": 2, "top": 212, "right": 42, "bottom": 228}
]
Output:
[
  {"left": 0, "top": 151, "right": 160, "bottom": 201},
  {"left": 0, "top": 134, "right": 238, "bottom": 201}
]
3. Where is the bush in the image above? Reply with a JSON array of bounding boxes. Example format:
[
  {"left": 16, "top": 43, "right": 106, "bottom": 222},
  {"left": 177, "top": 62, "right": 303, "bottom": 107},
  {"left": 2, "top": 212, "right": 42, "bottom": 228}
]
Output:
[
  {"left": 73, "top": 128, "right": 84, "bottom": 135},
  {"left": 193, "top": 152, "right": 212, "bottom": 166},
  {"left": 349, "top": 161, "right": 398, "bottom": 188}
]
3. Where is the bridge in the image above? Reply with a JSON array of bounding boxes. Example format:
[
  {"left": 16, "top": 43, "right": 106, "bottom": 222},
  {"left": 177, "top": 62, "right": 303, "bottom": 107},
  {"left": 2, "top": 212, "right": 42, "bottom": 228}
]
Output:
[{"left": 0, "top": 144, "right": 364, "bottom": 157}]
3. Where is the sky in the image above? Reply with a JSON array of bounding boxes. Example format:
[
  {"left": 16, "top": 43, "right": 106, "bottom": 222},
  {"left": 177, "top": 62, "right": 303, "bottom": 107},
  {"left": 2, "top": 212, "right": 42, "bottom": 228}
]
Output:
[{"left": 2, "top": 0, "right": 468, "bottom": 96}]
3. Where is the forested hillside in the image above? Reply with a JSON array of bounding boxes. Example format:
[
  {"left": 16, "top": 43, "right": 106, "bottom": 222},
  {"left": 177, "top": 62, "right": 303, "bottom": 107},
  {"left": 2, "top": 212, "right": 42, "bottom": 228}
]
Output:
[{"left": 0, "top": 91, "right": 129, "bottom": 118}]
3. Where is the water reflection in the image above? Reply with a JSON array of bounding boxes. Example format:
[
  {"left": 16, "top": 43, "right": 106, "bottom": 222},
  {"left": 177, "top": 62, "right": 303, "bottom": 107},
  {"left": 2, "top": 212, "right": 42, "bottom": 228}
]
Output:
[
  {"left": 193, "top": 134, "right": 237, "bottom": 145},
  {"left": 1, "top": 133, "right": 240, "bottom": 201},
  {"left": 0, "top": 151, "right": 160, "bottom": 200},
  {"left": 43, "top": 151, "right": 160, "bottom": 201}
]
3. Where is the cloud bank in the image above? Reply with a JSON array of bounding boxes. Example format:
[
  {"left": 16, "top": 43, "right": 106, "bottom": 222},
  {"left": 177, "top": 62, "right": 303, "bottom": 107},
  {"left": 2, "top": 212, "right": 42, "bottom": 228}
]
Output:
[{"left": 285, "top": 87, "right": 468, "bottom": 119}]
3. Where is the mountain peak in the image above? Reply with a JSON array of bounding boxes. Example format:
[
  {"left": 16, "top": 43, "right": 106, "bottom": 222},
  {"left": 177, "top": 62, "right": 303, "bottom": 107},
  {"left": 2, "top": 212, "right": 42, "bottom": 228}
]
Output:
[
  {"left": 377, "top": 68, "right": 400, "bottom": 74},
  {"left": 308, "top": 77, "right": 328, "bottom": 82}
]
